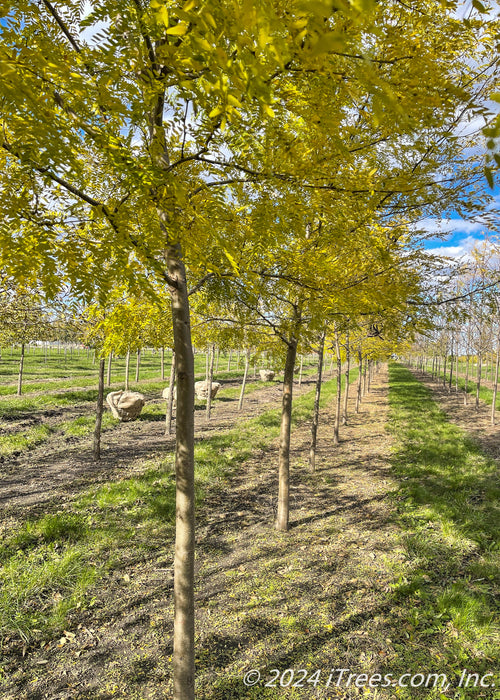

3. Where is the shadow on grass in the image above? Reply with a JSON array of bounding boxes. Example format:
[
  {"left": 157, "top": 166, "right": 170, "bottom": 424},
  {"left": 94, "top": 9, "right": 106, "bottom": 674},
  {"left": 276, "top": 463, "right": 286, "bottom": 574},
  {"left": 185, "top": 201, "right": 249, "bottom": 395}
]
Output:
[{"left": 380, "top": 364, "right": 499, "bottom": 690}]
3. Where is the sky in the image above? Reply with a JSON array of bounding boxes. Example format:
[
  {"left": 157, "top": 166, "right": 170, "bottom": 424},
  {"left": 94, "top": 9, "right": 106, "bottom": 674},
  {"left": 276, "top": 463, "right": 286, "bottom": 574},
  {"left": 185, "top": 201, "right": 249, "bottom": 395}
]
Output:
[
  {"left": 421, "top": 185, "right": 499, "bottom": 261},
  {"left": 422, "top": 0, "right": 500, "bottom": 261}
]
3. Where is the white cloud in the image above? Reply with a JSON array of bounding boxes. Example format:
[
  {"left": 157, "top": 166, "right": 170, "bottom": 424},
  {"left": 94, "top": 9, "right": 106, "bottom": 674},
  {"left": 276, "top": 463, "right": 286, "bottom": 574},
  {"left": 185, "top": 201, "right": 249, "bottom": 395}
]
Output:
[
  {"left": 425, "top": 235, "right": 480, "bottom": 260},
  {"left": 416, "top": 217, "right": 486, "bottom": 236},
  {"left": 79, "top": 3, "right": 110, "bottom": 46}
]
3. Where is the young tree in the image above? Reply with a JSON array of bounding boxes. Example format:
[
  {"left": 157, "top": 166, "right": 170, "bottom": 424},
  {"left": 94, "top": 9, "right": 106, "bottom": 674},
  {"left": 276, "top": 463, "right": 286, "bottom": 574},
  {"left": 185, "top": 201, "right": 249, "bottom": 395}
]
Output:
[
  {"left": 1, "top": 3, "right": 498, "bottom": 697},
  {"left": 0, "top": 283, "right": 52, "bottom": 395}
]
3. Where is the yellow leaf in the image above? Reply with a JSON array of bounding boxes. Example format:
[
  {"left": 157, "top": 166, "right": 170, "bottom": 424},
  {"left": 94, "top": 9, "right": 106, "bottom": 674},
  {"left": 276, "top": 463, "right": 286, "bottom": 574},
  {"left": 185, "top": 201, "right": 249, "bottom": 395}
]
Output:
[
  {"left": 166, "top": 21, "right": 189, "bottom": 35},
  {"left": 292, "top": 17, "right": 308, "bottom": 29},
  {"left": 193, "top": 36, "right": 212, "bottom": 52},
  {"left": 223, "top": 249, "right": 239, "bottom": 273},
  {"left": 203, "top": 11, "right": 217, "bottom": 29},
  {"left": 227, "top": 94, "right": 242, "bottom": 108},
  {"left": 209, "top": 106, "right": 224, "bottom": 118},
  {"left": 263, "top": 104, "right": 275, "bottom": 118},
  {"left": 155, "top": 6, "right": 169, "bottom": 26}
]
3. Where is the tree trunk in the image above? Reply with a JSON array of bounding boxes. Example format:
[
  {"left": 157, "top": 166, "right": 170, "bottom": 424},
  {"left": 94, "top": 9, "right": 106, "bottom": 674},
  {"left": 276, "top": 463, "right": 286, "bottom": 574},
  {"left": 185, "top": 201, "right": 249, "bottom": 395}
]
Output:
[
  {"left": 106, "top": 352, "right": 112, "bottom": 387},
  {"left": 298, "top": 355, "right": 303, "bottom": 387},
  {"left": 125, "top": 349, "right": 130, "bottom": 391},
  {"left": 476, "top": 354, "right": 482, "bottom": 409},
  {"left": 161, "top": 346, "right": 165, "bottom": 381},
  {"left": 206, "top": 343, "right": 215, "bottom": 422},
  {"left": 17, "top": 343, "right": 25, "bottom": 396},
  {"left": 333, "top": 332, "right": 342, "bottom": 445},
  {"left": 464, "top": 354, "right": 469, "bottom": 405},
  {"left": 238, "top": 349, "right": 250, "bottom": 411},
  {"left": 276, "top": 338, "right": 298, "bottom": 532},
  {"left": 309, "top": 333, "right": 325, "bottom": 471},
  {"left": 448, "top": 352, "right": 453, "bottom": 393},
  {"left": 93, "top": 357, "right": 105, "bottom": 461},
  {"left": 215, "top": 346, "right": 220, "bottom": 373},
  {"left": 165, "top": 351, "right": 176, "bottom": 436},
  {"left": 167, "top": 246, "right": 196, "bottom": 700},
  {"left": 342, "top": 339, "right": 350, "bottom": 426},
  {"left": 227, "top": 349, "right": 231, "bottom": 372},
  {"left": 491, "top": 343, "right": 500, "bottom": 426},
  {"left": 355, "top": 349, "right": 362, "bottom": 414},
  {"left": 135, "top": 348, "right": 141, "bottom": 383}
]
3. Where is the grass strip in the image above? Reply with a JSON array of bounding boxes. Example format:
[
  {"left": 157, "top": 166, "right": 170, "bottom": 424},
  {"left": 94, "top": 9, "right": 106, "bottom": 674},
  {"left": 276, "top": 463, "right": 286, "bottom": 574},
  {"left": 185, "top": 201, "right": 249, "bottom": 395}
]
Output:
[{"left": 386, "top": 364, "right": 499, "bottom": 695}]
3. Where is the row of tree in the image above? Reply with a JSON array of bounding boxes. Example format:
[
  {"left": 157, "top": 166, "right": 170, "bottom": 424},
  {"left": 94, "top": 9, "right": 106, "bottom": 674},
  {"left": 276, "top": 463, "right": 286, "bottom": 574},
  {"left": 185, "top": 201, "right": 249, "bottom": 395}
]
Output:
[
  {"left": 1, "top": 1, "right": 499, "bottom": 697},
  {"left": 408, "top": 237, "right": 500, "bottom": 423}
]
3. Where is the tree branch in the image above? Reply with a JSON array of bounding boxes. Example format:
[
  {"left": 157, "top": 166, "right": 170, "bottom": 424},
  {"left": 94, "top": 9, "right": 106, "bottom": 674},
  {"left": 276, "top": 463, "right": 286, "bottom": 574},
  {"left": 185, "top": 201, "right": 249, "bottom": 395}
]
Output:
[{"left": 40, "top": 0, "right": 82, "bottom": 54}]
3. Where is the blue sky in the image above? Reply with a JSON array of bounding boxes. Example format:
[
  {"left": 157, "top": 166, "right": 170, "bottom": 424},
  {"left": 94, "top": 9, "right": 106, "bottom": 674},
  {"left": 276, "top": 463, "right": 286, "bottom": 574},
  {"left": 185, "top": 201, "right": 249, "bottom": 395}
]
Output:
[{"left": 421, "top": 183, "right": 499, "bottom": 260}]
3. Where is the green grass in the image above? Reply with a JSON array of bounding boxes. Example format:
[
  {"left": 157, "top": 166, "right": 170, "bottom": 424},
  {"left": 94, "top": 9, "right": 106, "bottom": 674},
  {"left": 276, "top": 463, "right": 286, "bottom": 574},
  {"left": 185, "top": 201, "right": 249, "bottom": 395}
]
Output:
[
  {"left": 0, "top": 346, "right": 304, "bottom": 391},
  {"left": 386, "top": 363, "right": 499, "bottom": 697},
  {"left": 0, "top": 373, "right": 335, "bottom": 646},
  {"left": 0, "top": 424, "right": 53, "bottom": 457}
]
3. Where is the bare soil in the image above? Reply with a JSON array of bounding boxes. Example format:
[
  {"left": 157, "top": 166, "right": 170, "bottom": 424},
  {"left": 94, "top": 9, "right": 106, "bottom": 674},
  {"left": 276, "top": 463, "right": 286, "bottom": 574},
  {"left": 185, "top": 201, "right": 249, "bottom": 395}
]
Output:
[
  {"left": 1, "top": 368, "right": 407, "bottom": 699},
  {"left": 0, "top": 377, "right": 311, "bottom": 528},
  {"left": 411, "top": 368, "right": 500, "bottom": 462}
]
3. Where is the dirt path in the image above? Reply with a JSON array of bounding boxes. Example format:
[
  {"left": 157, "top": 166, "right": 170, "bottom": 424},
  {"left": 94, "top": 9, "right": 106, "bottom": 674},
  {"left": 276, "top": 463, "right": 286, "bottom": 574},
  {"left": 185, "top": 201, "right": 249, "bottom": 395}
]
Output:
[
  {"left": 0, "top": 377, "right": 314, "bottom": 526},
  {"left": 410, "top": 368, "right": 500, "bottom": 462},
  {"left": 1, "top": 366, "right": 405, "bottom": 700}
]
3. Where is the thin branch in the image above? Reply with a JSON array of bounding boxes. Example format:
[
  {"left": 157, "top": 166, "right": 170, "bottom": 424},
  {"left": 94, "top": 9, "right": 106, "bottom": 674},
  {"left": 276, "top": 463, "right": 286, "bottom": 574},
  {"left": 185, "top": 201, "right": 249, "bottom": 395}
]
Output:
[
  {"left": 131, "top": 0, "right": 158, "bottom": 72},
  {"left": 408, "top": 279, "right": 500, "bottom": 307},
  {"left": 187, "top": 273, "right": 216, "bottom": 297},
  {"left": 40, "top": 0, "right": 82, "bottom": 54},
  {"left": 181, "top": 100, "right": 189, "bottom": 159}
]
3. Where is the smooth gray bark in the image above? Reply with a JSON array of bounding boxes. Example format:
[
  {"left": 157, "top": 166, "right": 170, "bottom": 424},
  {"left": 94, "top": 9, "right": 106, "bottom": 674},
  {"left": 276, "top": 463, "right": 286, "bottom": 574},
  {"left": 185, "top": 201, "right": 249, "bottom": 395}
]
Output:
[
  {"left": 165, "top": 351, "right": 176, "bottom": 436},
  {"left": 355, "top": 349, "right": 362, "bottom": 414},
  {"left": 93, "top": 357, "right": 105, "bottom": 461},
  {"left": 276, "top": 338, "right": 298, "bottom": 532},
  {"left": 333, "top": 332, "right": 342, "bottom": 445},
  {"left": 342, "top": 339, "right": 350, "bottom": 426},
  {"left": 309, "top": 333, "right": 325, "bottom": 471},
  {"left": 135, "top": 348, "right": 141, "bottom": 383},
  {"left": 492, "top": 343, "right": 500, "bottom": 426},
  {"left": 238, "top": 349, "right": 250, "bottom": 411},
  {"left": 125, "top": 349, "right": 130, "bottom": 390},
  {"left": 106, "top": 351, "right": 112, "bottom": 386},
  {"left": 168, "top": 246, "right": 196, "bottom": 700},
  {"left": 17, "top": 343, "right": 25, "bottom": 396},
  {"left": 206, "top": 343, "right": 215, "bottom": 421}
]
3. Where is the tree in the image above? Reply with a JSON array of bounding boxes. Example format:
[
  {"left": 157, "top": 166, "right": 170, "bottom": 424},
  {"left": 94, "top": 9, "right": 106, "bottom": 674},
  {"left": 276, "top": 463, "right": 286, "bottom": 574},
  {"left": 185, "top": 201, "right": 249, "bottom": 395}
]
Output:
[
  {"left": 1, "top": 2, "right": 498, "bottom": 697},
  {"left": 0, "top": 282, "right": 52, "bottom": 395}
]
